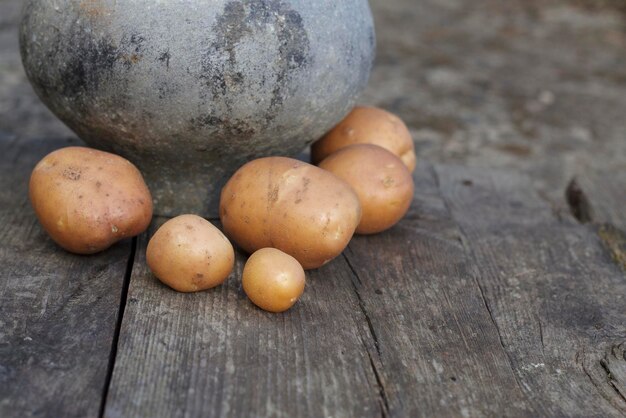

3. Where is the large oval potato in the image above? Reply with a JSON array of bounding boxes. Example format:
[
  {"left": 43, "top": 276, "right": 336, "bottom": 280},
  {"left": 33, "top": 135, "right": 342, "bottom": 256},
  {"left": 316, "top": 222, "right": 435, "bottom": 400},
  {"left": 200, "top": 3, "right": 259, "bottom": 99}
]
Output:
[
  {"left": 146, "top": 215, "right": 235, "bottom": 292},
  {"left": 311, "top": 106, "right": 416, "bottom": 171},
  {"left": 319, "top": 144, "right": 414, "bottom": 234},
  {"left": 29, "top": 146, "right": 153, "bottom": 254},
  {"left": 220, "top": 157, "right": 361, "bottom": 269}
]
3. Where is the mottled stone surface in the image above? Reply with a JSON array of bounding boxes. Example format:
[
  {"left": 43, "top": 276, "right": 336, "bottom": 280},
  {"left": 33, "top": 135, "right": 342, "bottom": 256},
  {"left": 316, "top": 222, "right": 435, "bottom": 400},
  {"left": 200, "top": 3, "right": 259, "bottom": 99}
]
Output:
[{"left": 19, "top": 0, "right": 375, "bottom": 216}]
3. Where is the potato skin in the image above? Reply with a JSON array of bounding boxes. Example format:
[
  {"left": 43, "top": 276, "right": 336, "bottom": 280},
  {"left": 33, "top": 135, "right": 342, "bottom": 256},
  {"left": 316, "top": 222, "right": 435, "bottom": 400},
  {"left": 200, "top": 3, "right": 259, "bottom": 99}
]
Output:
[
  {"left": 146, "top": 215, "right": 235, "bottom": 292},
  {"left": 319, "top": 144, "right": 414, "bottom": 234},
  {"left": 29, "top": 146, "right": 152, "bottom": 254},
  {"left": 220, "top": 157, "right": 361, "bottom": 269},
  {"left": 311, "top": 106, "right": 416, "bottom": 172},
  {"left": 243, "top": 248, "right": 306, "bottom": 313}
]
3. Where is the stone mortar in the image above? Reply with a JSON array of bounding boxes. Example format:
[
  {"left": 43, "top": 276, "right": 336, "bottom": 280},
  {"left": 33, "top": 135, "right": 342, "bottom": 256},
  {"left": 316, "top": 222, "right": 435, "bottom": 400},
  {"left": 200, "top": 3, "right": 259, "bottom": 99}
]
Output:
[{"left": 20, "top": 0, "right": 376, "bottom": 216}]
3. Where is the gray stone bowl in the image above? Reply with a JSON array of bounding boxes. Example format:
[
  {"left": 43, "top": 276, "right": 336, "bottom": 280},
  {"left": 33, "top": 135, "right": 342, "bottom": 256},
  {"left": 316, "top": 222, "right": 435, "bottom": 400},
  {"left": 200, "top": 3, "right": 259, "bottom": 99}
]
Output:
[{"left": 20, "top": 0, "right": 375, "bottom": 216}]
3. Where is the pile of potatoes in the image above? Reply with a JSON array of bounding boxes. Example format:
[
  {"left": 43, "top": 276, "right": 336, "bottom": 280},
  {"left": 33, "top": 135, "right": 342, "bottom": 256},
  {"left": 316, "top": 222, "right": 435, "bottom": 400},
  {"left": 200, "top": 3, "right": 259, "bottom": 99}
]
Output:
[{"left": 30, "top": 106, "right": 415, "bottom": 313}]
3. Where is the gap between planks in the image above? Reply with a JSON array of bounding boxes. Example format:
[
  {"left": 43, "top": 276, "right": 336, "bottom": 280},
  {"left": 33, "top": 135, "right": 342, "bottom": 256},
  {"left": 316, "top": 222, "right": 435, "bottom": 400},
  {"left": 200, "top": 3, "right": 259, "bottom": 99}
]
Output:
[
  {"left": 342, "top": 252, "right": 390, "bottom": 418},
  {"left": 99, "top": 214, "right": 221, "bottom": 412},
  {"left": 99, "top": 237, "right": 138, "bottom": 418}
]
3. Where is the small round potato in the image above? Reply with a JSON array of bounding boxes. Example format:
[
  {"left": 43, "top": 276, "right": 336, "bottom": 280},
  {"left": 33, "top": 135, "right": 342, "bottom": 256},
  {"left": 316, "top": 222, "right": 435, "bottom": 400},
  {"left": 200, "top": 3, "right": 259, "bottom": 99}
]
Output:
[
  {"left": 243, "top": 248, "right": 306, "bottom": 313},
  {"left": 220, "top": 157, "right": 361, "bottom": 269},
  {"left": 29, "top": 146, "right": 152, "bottom": 254},
  {"left": 146, "top": 215, "right": 234, "bottom": 292},
  {"left": 311, "top": 106, "right": 416, "bottom": 172},
  {"left": 319, "top": 144, "right": 414, "bottom": 234}
]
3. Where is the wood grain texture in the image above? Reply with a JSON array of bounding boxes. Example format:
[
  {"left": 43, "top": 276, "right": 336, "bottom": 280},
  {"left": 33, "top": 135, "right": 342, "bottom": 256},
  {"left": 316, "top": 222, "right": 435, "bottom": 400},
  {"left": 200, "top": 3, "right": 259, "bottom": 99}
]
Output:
[
  {"left": 436, "top": 165, "right": 626, "bottom": 417},
  {"left": 104, "top": 219, "right": 384, "bottom": 418},
  {"left": 104, "top": 163, "right": 626, "bottom": 418},
  {"left": 0, "top": 136, "right": 132, "bottom": 418},
  {"left": 342, "top": 163, "right": 533, "bottom": 417}
]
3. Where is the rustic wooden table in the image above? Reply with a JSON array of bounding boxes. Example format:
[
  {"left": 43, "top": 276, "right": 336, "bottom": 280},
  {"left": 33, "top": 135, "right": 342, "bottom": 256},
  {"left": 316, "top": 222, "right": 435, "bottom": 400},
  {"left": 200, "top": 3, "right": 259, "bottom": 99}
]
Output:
[{"left": 1, "top": 1, "right": 625, "bottom": 417}]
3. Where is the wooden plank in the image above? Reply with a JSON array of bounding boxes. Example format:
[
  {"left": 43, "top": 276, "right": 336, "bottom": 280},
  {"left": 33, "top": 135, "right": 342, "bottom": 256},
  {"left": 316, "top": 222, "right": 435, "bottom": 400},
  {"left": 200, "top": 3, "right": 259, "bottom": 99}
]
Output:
[
  {"left": 436, "top": 165, "right": 626, "bottom": 416},
  {"left": 104, "top": 218, "right": 384, "bottom": 418},
  {"left": 342, "top": 163, "right": 533, "bottom": 417},
  {"left": 0, "top": 135, "right": 132, "bottom": 418}
]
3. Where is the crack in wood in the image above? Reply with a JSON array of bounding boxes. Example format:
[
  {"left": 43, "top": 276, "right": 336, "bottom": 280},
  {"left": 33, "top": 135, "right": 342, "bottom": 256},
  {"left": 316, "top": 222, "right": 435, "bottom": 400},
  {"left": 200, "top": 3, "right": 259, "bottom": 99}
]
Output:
[
  {"left": 98, "top": 236, "right": 137, "bottom": 418},
  {"left": 566, "top": 178, "right": 594, "bottom": 224},
  {"left": 565, "top": 177, "right": 626, "bottom": 271},
  {"left": 600, "top": 357, "right": 626, "bottom": 406},
  {"left": 471, "top": 270, "right": 530, "bottom": 395},
  {"left": 577, "top": 343, "right": 626, "bottom": 414},
  {"left": 343, "top": 253, "right": 381, "bottom": 358},
  {"left": 365, "top": 346, "right": 390, "bottom": 418},
  {"left": 601, "top": 343, "right": 626, "bottom": 409},
  {"left": 342, "top": 252, "right": 390, "bottom": 417}
]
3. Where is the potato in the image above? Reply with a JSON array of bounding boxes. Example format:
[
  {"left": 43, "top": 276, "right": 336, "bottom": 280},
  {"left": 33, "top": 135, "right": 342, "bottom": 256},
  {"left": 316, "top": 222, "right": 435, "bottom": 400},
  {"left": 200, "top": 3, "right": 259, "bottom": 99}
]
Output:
[
  {"left": 146, "top": 214, "right": 234, "bottom": 292},
  {"left": 319, "top": 144, "right": 414, "bottom": 234},
  {"left": 29, "top": 146, "right": 152, "bottom": 254},
  {"left": 242, "top": 248, "right": 306, "bottom": 313},
  {"left": 220, "top": 157, "right": 361, "bottom": 269},
  {"left": 311, "top": 106, "right": 416, "bottom": 172}
]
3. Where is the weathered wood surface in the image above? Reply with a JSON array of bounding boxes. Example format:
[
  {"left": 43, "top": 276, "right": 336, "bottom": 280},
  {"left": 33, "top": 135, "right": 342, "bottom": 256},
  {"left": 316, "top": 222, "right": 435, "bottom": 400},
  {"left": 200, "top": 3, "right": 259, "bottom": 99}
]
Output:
[
  {"left": 104, "top": 219, "right": 385, "bottom": 418},
  {"left": 342, "top": 165, "right": 532, "bottom": 417},
  {"left": 363, "top": 0, "right": 626, "bottom": 208},
  {"left": 436, "top": 166, "right": 626, "bottom": 416},
  {"left": 0, "top": 139, "right": 623, "bottom": 418},
  {"left": 567, "top": 170, "right": 626, "bottom": 403},
  {"left": 0, "top": 136, "right": 133, "bottom": 417},
  {"left": 101, "top": 163, "right": 626, "bottom": 418}
]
